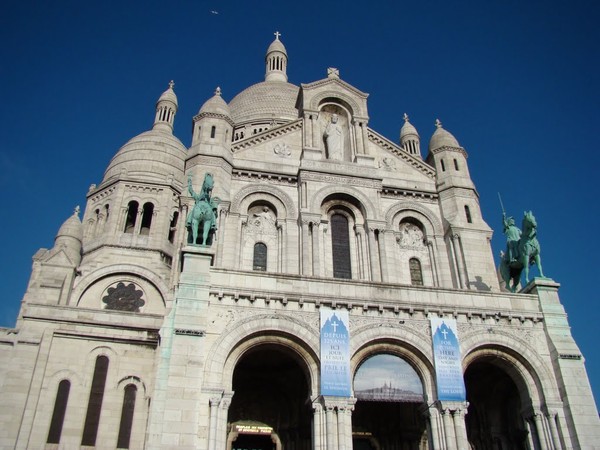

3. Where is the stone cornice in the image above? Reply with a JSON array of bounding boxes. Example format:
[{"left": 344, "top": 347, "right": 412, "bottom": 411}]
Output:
[
  {"left": 193, "top": 111, "right": 235, "bottom": 127},
  {"left": 368, "top": 129, "right": 436, "bottom": 179},
  {"left": 429, "top": 145, "right": 468, "bottom": 159},
  {"left": 301, "top": 78, "right": 369, "bottom": 99},
  {"left": 381, "top": 187, "right": 438, "bottom": 201},
  {"left": 232, "top": 169, "right": 297, "bottom": 185}
]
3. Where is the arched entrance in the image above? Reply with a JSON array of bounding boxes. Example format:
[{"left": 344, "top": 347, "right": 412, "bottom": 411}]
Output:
[
  {"left": 352, "top": 354, "right": 427, "bottom": 449},
  {"left": 227, "top": 344, "right": 312, "bottom": 450},
  {"left": 465, "top": 359, "right": 530, "bottom": 449}
]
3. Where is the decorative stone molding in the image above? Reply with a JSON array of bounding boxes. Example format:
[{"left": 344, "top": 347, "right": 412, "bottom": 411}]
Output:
[
  {"left": 231, "top": 184, "right": 297, "bottom": 219},
  {"left": 231, "top": 120, "right": 303, "bottom": 152},
  {"left": 368, "top": 129, "right": 435, "bottom": 178}
]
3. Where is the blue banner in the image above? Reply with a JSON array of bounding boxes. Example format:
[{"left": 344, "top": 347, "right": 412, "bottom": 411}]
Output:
[
  {"left": 430, "top": 318, "right": 466, "bottom": 401},
  {"left": 320, "top": 310, "right": 351, "bottom": 397}
]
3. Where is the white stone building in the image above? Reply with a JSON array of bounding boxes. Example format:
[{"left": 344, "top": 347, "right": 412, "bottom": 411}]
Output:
[{"left": 0, "top": 34, "right": 598, "bottom": 450}]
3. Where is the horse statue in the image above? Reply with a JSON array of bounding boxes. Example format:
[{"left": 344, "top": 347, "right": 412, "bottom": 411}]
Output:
[
  {"left": 186, "top": 174, "right": 221, "bottom": 246},
  {"left": 499, "top": 211, "right": 544, "bottom": 292}
]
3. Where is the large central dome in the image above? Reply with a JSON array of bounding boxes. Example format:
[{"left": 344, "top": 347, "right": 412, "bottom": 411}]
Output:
[
  {"left": 228, "top": 34, "right": 300, "bottom": 126},
  {"left": 229, "top": 80, "right": 299, "bottom": 124}
]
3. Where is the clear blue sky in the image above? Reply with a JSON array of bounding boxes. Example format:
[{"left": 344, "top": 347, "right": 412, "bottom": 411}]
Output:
[{"left": 1, "top": 1, "right": 598, "bottom": 406}]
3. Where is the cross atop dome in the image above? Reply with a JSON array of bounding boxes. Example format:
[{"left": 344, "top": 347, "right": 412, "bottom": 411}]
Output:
[
  {"left": 274, "top": 31, "right": 281, "bottom": 40},
  {"left": 168, "top": 80, "right": 175, "bottom": 90},
  {"left": 435, "top": 118, "right": 443, "bottom": 128},
  {"left": 403, "top": 113, "right": 410, "bottom": 123}
]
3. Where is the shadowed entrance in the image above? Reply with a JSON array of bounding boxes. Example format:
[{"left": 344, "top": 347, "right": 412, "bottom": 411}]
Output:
[
  {"left": 228, "top": 344, "right": 312, "bottom": 450},
  {"left": 465, "top": 360, "right": 530, "bottom": 450}
]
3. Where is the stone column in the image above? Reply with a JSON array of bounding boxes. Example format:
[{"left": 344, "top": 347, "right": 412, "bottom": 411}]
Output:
[
  {"left": 208, "top": 396, "right": 221, "bottom": 450},
  {"left": 276, "top": 220, "right": 285, "bottom": 272},
  {"left": 426, "top": 240, "right": 440, "bottom": 287},
  {"left": 423, "top": 405, "right": 442, "bottom": 449},
  {"left": 304, "top": 112, "right": 311, "bottom": 147},
  {"left": 353, "top": 120, "right": 364, "bottom": 155},
  {"left": 234, "top": 215, "right": 246, "bottom": 269},
  {"left": 355, "top": 225, "right": 369, "bottom": 280},
  {"left": 215, "top": 208, "right": 228, "bottom": 266},
  {"left": 449, "top": 234, "right": 464, "bottom": 288},
  {"left": 533, "top": 412, "right": 550, "bottom": 450},
  {"left": 378, "top": 229, "right": 389, "bottom": 282},
  {"left": 452, "top": 407, "right": 469, "bottom": 450},
  {"left": 301, "top": 219, "right": 311, "bottom": 275},
  {"left": 312, "top": 400, "right": 325, "bottom": 450},
  {"left": 441, "top": 408, "right": 458, "bottom": 450},
  {"left": 311, "top": 114, "right": 319, "bottom": 149},
  {"left": 216, "top": 393, "right": 233, "bottom": 450},
  {"left": 547, "top": 410, "right": 563, "bottom": 450},
  {"left": 312, "top": 221, "right": 321, "bottom": 276},
  {"left": 325, "top": 404, "right": 337, "bottom": 450},
  {"left": 361, "top": 122, "right": 369, "bottom": 155},
  {"left": 367, "top": 227, "right": 381, "bottom": 282}
]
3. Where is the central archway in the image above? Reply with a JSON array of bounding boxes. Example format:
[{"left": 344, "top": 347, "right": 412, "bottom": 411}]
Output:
[
  {"left": 227, "top": 344, "right": 312, "bottom": 450},
  {"left": 352, "top": 353, "right": 427, "bottom": 449}
]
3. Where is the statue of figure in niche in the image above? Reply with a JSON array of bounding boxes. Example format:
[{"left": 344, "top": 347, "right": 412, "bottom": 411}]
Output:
[{"left": 324, "top": 114, "right": 344, "bottom": 160}]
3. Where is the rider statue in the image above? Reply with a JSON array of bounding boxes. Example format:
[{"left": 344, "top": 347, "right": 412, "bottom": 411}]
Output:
[
  {"left": 186, "top": 174, "right": 220, "bottom": 246},
  {"left": 502, "top": 213, "right": 521, "bottom": 262}
]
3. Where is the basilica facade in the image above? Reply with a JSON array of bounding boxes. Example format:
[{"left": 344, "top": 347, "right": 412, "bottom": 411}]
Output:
[{"left": 0, "top": 35, "right": 598, "bottom": 450}]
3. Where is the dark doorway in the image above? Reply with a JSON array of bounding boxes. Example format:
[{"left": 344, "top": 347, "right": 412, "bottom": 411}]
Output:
[
  {"left": 353, "top": 401, "right": 426, "bottom": 449},
  {"left": 465, "top": 360, "right": 529, "bottom": 450},
  {"left": 229, "top": 344, "right": 312, "bottom": 449},
  {"left": 231, "top": 433, "right": 275, "bottom": 450}
]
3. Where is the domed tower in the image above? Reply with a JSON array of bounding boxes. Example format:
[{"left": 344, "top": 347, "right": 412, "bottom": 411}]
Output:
[
  {"left": 80, "top": 82, "right": 187, "bottom": 280},
  {"left": 400, "top": 113, "right": 421, "bottom": 158},
  {"left": 426, "top": 119, "right": 497, "bottom": 290},
  {"left": 265, "top": 31, "right": 288, "bottom": 82}
]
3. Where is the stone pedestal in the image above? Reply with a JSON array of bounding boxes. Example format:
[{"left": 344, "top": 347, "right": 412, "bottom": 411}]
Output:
[
  {"left": 523, "top": 278, "right": 600, "bottom": 448},
  {"left": 147, "top": 247, "right": 213, "bottom": 449}
]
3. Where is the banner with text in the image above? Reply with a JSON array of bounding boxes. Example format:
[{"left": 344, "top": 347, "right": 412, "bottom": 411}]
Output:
[
  {"left": 320, "top": 309, "right": 351, "bottom": 396},
  {"left": 430, "top": 318, "right": 466, "bottom": 401}
]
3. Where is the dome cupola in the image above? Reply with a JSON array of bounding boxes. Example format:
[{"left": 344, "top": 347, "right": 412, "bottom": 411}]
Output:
[
  {"left": 265, "top": 31, "right": 288, "bottom": 82},
  {"left": 153, "top": 80, "right": 178, "bottom": 133},
  {"left": 400, "top": 113, "right": 421, "bottom": 157},
  {"left": 428, "top": 118, "right": 461, "bottom": 152}
]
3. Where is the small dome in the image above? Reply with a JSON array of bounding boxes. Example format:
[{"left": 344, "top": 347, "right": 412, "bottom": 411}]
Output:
[
  {"left": 229, "top": 81, "right": 299, "bottom": 124},
  {"left": 56, "top": 207, "right": 83, "bottom": 242},
  {"left": 400, "top": 113, "right": 419, "bottom": 139},
  {"left": 267, "top": 36, "right": 287, "bottom": 55},
  {"left": 199, "top": 87, "right": 231, "bottom": 117},
  {"left": 103, "top": 130, "right": 187, "bottom": 184},
  {"left": 157, "top": 81, "right": 178, "bottom": 107},
  {"left": 429, "top": 119, "right": 460, "bottom": 151}
]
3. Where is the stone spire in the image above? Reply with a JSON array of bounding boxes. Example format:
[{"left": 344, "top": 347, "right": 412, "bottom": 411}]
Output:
[
  {"left": 54, "top": 206, "right": 83, "bottom": 265},
  {"left": 153, "top": 80, "right": 178, "bottom": 133},
  {"left": 265, "top": 31, "right": 288, "bottom": 82}
]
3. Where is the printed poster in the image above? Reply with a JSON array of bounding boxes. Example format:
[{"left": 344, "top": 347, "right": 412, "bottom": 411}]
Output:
[
  {"left": 320, "top": 309, "right": 351, "bottom": 397},
  {"left": 430, "top": 317, "right": 466, "bottom": 401}
]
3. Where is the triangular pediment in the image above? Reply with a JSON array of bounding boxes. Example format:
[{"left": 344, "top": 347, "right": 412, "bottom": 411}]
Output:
[
  {"left": 41, "top": 247, "right": 75, "bottom": 267},
  {"left": 300, "top": 76, "right": 369, "bottom": 118},
  {"left": 368, "top": 128, "right": 436, "bottom": 181}
]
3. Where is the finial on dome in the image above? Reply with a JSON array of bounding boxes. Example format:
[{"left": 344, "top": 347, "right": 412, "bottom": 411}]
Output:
[
  {"left": 435, "top": 118, "right": 443, "bottom": 129},
  {"left": 403, "top": 113, "right": 410, "bottom": 123},
  {"left": 265, "top": 32, "right": 288, "bottom": 82},
  {"left": 168, "top": 80, "right": 175, "bottom": 90},
  {"left": 274, "top": 31, "right": 281, "bottom": 40},
  {"left": 215, "top": 86, "right": 222, "bottom": 96},
  {"left": 74, "top": 205, "right": 80, "bottom": 217}
]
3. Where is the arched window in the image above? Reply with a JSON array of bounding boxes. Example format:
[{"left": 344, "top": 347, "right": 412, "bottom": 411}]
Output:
[
  {"left": 210, "top": 125, "right": 216, "bottom": 138},
  {"left": 253, "top": 242, "right": 267, "bottom": 271},
  {"left": 47, "top": 379, "right": 70, "bottom": 444},
  {"left": 124, "top": 201, "right": 138, "bottom": 233},
  {"left": 331, "top": 214, "right": 352, "bottom": 279},
  {"left": 440, "top": 159, "right": 446, "bottom": 172},
  {"left": 454, "top": 158, "right": 459, "bottom": 171},
  {"left": 168, "top": 211, "right": 179, "bottom": 243},
  {"left": 82, "top": 355, "right": 109, "bottom": 446},
  {"left": 465, "top": 205, "right": 472, "bottom": 223},
  {"left": 409, "top": 258, "right": 423, "bottom": 286},
  {"left": 140, "top": 202, "right": 154, "bottom": 235},
  {"left": 117, "top": 384, "right": 137, "bottom": 449}
]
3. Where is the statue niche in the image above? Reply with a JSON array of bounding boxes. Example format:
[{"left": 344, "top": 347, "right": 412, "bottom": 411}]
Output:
[{"left": 321, "top": 106, "right": 350, "bottom": 161}]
